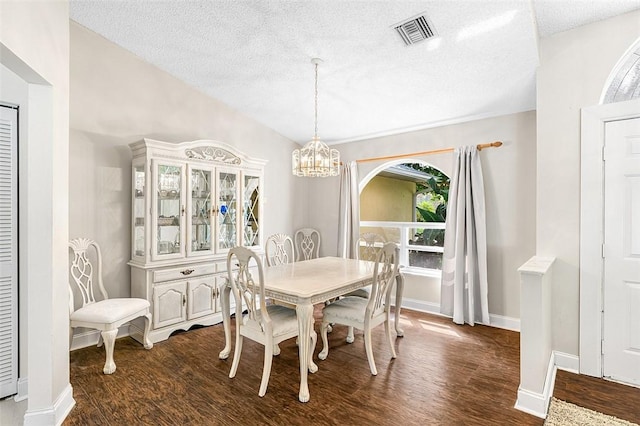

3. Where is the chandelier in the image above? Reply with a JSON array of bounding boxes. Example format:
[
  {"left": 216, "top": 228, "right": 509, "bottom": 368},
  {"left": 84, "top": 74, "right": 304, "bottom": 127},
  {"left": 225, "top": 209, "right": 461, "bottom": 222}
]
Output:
[{"left": 292, "top": 58, "right": 340, "bottom": 177}]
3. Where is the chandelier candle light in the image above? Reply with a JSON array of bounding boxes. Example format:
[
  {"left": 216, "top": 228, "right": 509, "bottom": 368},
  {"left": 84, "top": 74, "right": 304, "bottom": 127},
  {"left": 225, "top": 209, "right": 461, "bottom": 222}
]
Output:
[{"left": 292, "top": 58, "right": 340, "bottom": 177}]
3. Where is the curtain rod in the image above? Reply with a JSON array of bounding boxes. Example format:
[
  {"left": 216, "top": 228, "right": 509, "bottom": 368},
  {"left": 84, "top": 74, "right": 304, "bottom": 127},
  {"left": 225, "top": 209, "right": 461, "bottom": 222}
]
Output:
[{"left": 354, "top": 141, "right": 503, "bottom": 164}]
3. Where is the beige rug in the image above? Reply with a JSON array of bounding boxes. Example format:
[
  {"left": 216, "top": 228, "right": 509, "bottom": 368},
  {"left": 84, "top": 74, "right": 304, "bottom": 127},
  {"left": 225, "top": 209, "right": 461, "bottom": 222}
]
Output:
[{"left": 545, "top": 398, "right": 638, "bottom": 426}]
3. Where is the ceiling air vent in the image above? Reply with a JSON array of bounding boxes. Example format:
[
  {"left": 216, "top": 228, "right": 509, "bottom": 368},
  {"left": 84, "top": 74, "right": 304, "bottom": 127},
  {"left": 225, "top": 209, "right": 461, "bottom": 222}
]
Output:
[{"left": 394, "top": 14, "right": 437, "bottom": 46}]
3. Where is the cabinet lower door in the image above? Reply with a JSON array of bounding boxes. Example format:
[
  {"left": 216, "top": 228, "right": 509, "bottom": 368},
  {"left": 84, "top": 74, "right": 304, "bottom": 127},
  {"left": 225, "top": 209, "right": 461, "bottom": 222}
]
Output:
[
  {"left": 153, "top": 282, "right": 187, "bottom": 328},
  {"left": 187, "top": 278, "right": 216, "bottom": 320}
]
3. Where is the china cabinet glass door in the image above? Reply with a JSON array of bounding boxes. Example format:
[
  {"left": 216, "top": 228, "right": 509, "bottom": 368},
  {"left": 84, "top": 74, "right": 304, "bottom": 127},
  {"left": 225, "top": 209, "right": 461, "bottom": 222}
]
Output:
[
  {"left": 216, "top": 169, "right": 239, "bottom": 252},
  {"left": 242, "top": 173, "right": 261, "bottom": 247},
  {"left": 153, "top": 161, "right": 185, "bottom": 260},
  {"left": 187, "top": 166, "right": 214, "bottom": 257},
  {"left": 133, "top": 164, "right": 146, "bottom": 258}
]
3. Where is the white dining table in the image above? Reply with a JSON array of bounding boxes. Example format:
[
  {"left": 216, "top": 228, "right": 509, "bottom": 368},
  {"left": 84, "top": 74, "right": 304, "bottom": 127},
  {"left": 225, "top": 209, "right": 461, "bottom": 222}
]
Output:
[{"left": 218, "top": 256, "right": 404, "bottom": 403}]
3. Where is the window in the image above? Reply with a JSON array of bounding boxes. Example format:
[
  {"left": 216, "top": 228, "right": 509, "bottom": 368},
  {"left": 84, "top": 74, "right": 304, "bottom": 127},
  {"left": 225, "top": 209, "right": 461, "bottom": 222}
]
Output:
[{"left": 360, "top": 162, "right": 450, "bottom": 276}]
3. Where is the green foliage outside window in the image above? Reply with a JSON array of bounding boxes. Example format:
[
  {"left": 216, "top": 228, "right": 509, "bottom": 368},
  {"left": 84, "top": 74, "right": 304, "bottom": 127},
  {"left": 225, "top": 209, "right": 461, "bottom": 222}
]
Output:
[{"left": 405, "top": 163, "right": 450, "bottom": 249}]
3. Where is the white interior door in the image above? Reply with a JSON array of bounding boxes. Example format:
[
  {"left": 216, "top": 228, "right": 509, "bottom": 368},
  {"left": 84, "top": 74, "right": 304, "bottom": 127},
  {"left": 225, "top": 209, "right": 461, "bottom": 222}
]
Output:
[
  {"left": 0, "top": 105, "right": 18, "bottom": 398},
  {"left": 603, "top": 116, "right": 640, "bottom": 386}
]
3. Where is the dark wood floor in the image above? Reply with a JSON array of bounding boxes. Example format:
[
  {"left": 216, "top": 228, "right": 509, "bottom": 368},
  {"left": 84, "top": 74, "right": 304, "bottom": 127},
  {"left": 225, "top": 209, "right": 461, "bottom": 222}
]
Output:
[
  {"left": 553, "top": 369, "right": 640, "bottom": 424},
  {"left": 64, "top": 308, "right": 637, "bottom": 425}
]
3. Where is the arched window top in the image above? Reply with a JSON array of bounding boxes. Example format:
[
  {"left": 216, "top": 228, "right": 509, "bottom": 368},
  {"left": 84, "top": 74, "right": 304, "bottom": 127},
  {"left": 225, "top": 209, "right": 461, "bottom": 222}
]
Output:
[{"left": 602, "top": 39, "right": 640, "bottom": 104}]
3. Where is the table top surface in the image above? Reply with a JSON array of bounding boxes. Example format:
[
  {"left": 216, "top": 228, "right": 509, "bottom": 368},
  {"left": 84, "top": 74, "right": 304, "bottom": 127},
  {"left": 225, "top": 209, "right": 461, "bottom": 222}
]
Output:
[{"left": 262, "top": 256, "right": 375, "bottom": 298}]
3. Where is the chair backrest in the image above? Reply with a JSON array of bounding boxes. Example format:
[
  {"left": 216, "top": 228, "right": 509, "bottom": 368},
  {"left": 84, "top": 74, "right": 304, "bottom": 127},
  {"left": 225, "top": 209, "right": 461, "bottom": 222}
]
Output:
[
  {"left": 357, "top": 232, "right": 386, "bottom": 261},
  {"left": 366, "top": 242, "right": 400, "bottom": 317},
  {"left": 226, "top": 246, "right": 270, "bottom": 329},
  {"left": 264, "top": 233, "right": 295, "bottom": 266},
  {"left": 294, "top": 228, "right": 321, "bottom": 261},
  {"left": 69, "top": 238, "right": 109, "bottom": 311}
]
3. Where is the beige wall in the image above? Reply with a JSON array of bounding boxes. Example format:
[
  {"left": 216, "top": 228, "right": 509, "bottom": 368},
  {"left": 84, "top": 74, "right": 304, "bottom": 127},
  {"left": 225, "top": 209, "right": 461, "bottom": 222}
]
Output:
[
  {"left": 360, "top": 176, "right": 415, "bottom": 222},
  {"left": 309, "top": 110, "right": 537, "bottom": 320},
  {"left": 537, "top": 10, "right": 640, "bottom": 355},
  {"left": 69, "top": 22, "right": 306, "bottom": 300},
  {"left": 0, "top": 0, "right": 71, "bottom": 420}
]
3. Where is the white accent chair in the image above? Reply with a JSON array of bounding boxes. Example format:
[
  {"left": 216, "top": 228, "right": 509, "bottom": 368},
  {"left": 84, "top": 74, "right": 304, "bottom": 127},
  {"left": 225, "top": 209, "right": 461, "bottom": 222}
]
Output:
[
  {"left": 265, "top": 233, "right": 295, "bottom": 266},
  {"left": 294, "top": 228, "right": 321, "bottom": 261},
  {"left": 68, "top": 238, "right": 152, "bottom": 374},
  {"left": 227, "top": 246, "right": 317, "bottom": 397},
  {"left": 319, "top": 242, "right": 399, "bottom": 375}
]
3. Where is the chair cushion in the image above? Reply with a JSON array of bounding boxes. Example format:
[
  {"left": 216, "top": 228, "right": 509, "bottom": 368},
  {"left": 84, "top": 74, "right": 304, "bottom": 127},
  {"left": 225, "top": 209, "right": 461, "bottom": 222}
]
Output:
[
  {"left": 70, "top": 298, "right": 150, "bottom": 324},
  {"left": 322, "top": 296, "right": 369, "bottom": 323},
  {"left": 244, "top": 304, "right": 299, "bottom": 337},
  {"left": 344, "top": 285, "right": 371, "bottom": 299}
]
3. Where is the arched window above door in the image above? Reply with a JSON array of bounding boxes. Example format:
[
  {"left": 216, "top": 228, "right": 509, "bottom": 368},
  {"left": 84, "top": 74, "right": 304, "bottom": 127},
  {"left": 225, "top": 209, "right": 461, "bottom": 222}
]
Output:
[{"left": 602, "top": 42, "right": 640, "bottom": 104}]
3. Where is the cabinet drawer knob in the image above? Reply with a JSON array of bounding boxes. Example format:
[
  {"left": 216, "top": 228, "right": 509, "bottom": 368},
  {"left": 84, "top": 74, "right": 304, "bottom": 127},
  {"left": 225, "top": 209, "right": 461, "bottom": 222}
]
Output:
[{"left": 181, "top": 269, "right": 195, "bottom": 275}]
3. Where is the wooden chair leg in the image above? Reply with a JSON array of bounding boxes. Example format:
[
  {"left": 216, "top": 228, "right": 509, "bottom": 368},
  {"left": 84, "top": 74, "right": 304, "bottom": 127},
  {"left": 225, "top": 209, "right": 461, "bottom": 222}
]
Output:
[
  {"left": 259, "top": 340, "right": 274, "bottom": 397},
  {"left": 363, "top": 327, "right": 377, "bottom": 376},
  {"left": 142, "top": 312, "right": 153, "bottom": 350},
  {"left": 318, "top": 321, "right": 330, "bottom": 360},
  {"left": 101, "top": 329, "right": 118, "bottom": 374}
]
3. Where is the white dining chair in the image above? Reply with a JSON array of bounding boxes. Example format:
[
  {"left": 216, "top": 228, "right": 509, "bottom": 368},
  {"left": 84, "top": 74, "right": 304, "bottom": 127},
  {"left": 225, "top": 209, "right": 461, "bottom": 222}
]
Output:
[
  {"left": 294, "top": 228, "right": 321, "bottom": 261},
  {"left": 264, "top": 233, "right": 295, "bottom": 266},
  {"left": 227, "top": 246, "right": 317, "bottom": 397},
  {"left": 69, "top": 238, "right": 152, "bottom": 374},
  {"left": 264, "top": 233, "right": 298, "bottom": 354},
  {"left": 319, "top": 242, "right": 399, "bottom": 375},
  {"left": 357, "top": 232, "right": 386, "bottom": 262},
  {"left": 343, "top": 232, "right": 387, "bottom": 342}
]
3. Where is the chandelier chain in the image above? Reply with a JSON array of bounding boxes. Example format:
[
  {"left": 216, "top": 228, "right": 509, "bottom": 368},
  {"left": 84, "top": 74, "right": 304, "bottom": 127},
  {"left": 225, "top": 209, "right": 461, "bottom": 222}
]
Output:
[{"left": 314, "top": 61, "right": 318, "bottom": 139}]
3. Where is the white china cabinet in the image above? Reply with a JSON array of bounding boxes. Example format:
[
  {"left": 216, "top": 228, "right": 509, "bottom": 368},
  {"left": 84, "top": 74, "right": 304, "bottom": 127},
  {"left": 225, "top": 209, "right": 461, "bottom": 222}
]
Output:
[{"left": 128, "top": 138, "right": 265, "bottom": 343}]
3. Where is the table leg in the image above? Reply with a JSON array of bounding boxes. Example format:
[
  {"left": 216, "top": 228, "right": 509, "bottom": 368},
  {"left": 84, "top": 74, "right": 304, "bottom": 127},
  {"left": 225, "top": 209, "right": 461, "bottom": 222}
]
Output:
[
  {"left": 296, "top": 302, "right": 315, "bottom": 402},
  {"left": 395, "top": 273, "right": 404, "bottom": 337},
  {"left": 218, "top": 284, "right": 232, "bottom": 359}
]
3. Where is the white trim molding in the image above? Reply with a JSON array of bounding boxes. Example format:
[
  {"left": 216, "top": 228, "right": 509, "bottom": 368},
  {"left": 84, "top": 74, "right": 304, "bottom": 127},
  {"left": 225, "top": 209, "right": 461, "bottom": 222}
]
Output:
[
  {"left": 515, "top": 353, "right": 556, "bottom": 418},
  {"left": 70, "top": 325, "right": 130, "bottom": 351},
  {"left": 514, "top": 350, "right": 579, "bottom": 418},
  {"left": 393, "top": 297, "right": 520, "bottom": 332},
  {"left": 580, "top": 99, "right": 640, "bottom": 377},
  {"left": 554, "top": 351, "right": 580, "bottom": 374},
  {"left": 489, "top": 314, "right": 520, "bottom": 332},
  {"left": 23, "top": 383, "right": 75, "bottom": 426},
  {"left": 14, "top": 377, "right": 28, "bottom": 402},
  {"left": 393, "top": 297, "right": 442, "bottom": 316}
]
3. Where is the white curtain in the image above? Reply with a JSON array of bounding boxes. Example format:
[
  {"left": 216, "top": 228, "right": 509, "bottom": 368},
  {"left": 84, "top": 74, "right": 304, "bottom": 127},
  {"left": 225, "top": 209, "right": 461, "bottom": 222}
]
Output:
[
  {"left": 337, "top": 161, "right": 359, "bottom": 259},
  {"left": 440, "top": 146, "right": 489, "bottom": 326}
]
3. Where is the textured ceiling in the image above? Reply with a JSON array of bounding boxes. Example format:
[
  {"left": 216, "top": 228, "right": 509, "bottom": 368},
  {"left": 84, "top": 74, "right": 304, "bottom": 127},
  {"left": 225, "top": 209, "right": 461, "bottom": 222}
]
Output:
[{"left": 69, "top": 0, "right": 640, "bottom": 145}]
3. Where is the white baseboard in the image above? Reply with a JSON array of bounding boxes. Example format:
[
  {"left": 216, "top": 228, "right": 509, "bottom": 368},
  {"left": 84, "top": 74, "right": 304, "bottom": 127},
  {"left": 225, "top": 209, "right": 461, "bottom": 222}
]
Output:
[
  {"left": 515, "top": 386, "right": 551, "bottom": 419},
  {"left": 554, "top": 351, "right": 580, "bottom": 373},
  {"left": 394, "top": 297, "right": 521, "bottom": 332},
  {"left": 70, "top": 325, "right": 130, "bottom": 351},
  {"left": 515, "top": 352, "right": 557, "bottom": 418},
  {"left": 23, "top": 383, "right": 75, "bottom": 426},
  {"left": 514, "top": 350, "right": 581, "bottom": 419},
  {"left": 489, "top": 313, "right": 520, "bottom": 332},
  {"left": 14, "top": 377, "right": 28, "bottom": 402},
  {"left": 392, "top": 297, "right": 443, "bottom": 316}
]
